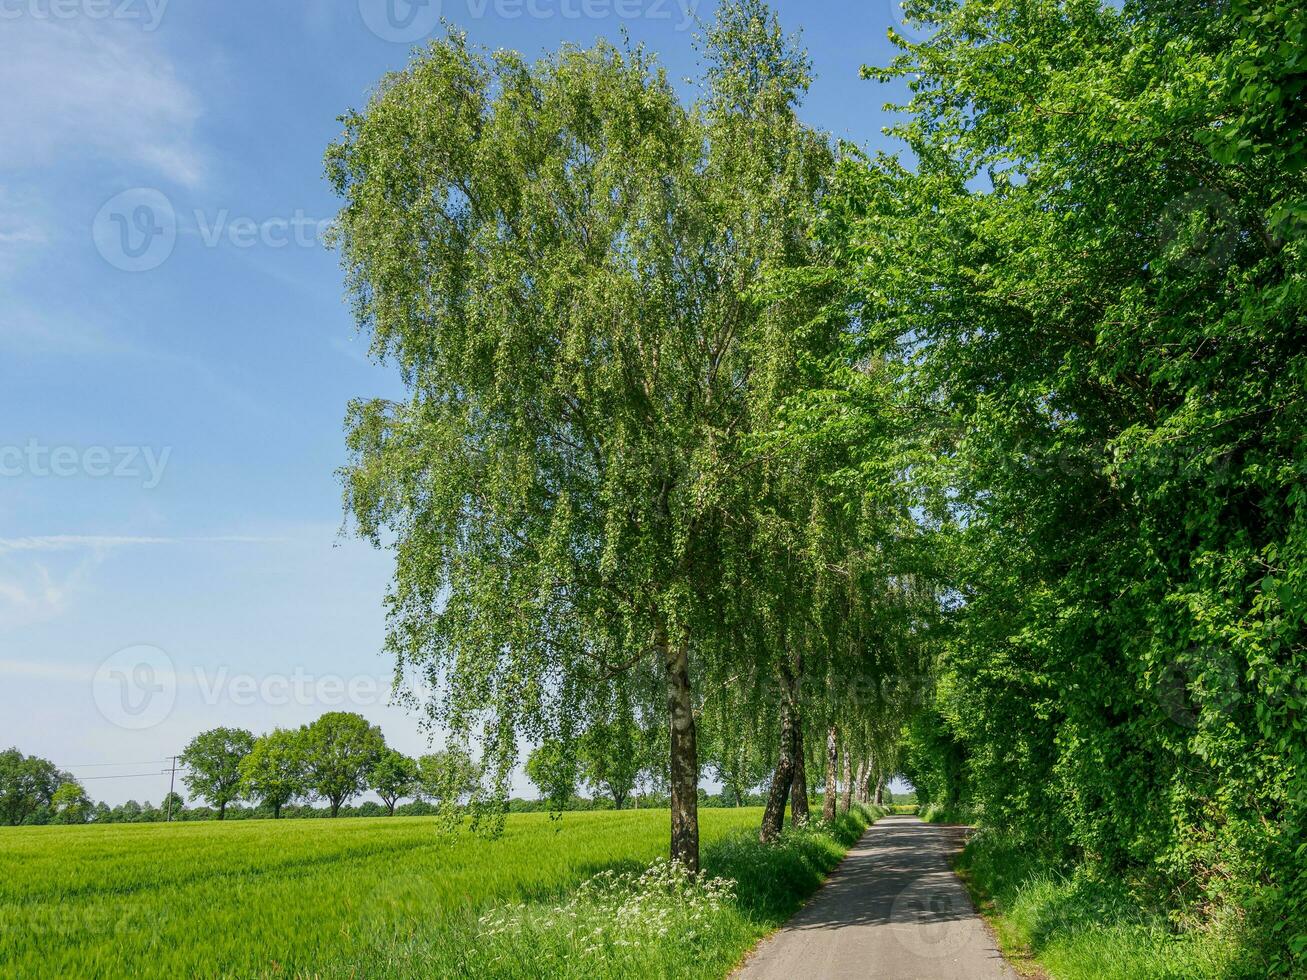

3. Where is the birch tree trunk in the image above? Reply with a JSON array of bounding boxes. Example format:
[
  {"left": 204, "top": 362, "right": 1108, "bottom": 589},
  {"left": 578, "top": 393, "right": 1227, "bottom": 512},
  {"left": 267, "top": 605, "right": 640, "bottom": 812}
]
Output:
[
  {"left": 822, "top": 725, "right": 838, "bottom": 822},
  {"left": 789, "top": 652, "right": 809, "bottom": 827},
  {"left": 663, "top": 623, "right": 699, "bottom": 871},
  {"left": 759, "top": 696, "right": 796, "bottom": 843},
  {"left": 840, "top": 746, "right": 853, "bottom": 813},
  {"left": 791, "top": 713, "right": 809, "bottom": 827}
]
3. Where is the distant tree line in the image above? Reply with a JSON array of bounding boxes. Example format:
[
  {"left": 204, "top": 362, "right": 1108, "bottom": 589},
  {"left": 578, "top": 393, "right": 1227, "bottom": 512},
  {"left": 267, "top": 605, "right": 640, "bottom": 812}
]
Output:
[
  {"left": 4, "top": 715, "right": 897, "bottom": 826},
  {"left": 0, "top": 748, "right": 92, "bottom": 826},
  {"left": 11, "top": 707, "right": 853, "bottom": 826},
  {"left": 176, "top": 711, "right": 481, "bottom": 819}
]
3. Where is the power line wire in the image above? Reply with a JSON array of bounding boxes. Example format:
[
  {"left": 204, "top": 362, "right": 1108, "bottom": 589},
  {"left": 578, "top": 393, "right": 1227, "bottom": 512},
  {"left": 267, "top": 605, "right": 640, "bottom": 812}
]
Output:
[
  {"left": 59, "top": 760, "right": 173, "bottom": 769},
  {"left": 75, "top": 771, "right": 183, "bottom": 781}
]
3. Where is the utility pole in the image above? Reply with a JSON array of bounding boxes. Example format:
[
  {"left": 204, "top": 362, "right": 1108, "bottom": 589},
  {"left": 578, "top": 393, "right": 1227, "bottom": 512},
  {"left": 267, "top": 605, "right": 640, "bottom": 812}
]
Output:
[{"left": 164, "top": 756, "right": 179, "bottom": 822}]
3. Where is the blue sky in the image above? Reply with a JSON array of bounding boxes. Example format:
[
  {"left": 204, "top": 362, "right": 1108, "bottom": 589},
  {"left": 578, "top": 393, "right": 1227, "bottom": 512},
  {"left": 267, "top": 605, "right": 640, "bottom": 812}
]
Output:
[{"left": 0, "top": 0, "right": 912, "bottom": 804}]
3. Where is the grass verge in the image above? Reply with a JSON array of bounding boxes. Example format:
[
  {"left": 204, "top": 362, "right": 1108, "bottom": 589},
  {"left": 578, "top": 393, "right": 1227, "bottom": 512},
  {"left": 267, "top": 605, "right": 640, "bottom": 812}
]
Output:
[{"left": 952, "top": 831, "right": 1257, "bottom": 979}]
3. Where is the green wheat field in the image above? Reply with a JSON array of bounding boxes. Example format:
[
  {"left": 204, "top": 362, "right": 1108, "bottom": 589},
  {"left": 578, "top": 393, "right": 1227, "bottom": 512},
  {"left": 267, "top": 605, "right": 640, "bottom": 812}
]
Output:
[{"left": 0, "top": 806, "right": 874, "bottom": 979}]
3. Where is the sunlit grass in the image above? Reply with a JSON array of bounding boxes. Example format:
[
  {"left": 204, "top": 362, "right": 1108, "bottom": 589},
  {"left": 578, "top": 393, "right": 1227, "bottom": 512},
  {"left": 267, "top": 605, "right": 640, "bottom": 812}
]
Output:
[{"left": 955, "top": 832, "right": 1257, "bottom": 979}]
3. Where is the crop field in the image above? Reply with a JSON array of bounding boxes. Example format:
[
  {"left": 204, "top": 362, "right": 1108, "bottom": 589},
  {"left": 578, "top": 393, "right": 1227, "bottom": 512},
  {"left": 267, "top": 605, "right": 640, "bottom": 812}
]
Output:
[{"left": 0, "top": 807, "right": 873, "bottom": 978}]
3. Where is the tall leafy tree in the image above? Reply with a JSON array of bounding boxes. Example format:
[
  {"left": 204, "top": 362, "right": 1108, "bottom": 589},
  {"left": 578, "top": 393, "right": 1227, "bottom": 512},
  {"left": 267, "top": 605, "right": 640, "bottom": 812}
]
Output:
[
  {"left": 327, "top": 1, "right": 833, "bottom": 869},
  {"left": 180, "top": 728, "right": 254, "bottom": 821},
  {"left": 525, "top": 741, "right": 579, "bottom": 810},
  {"left": 299, "top": 713, "right": 385, "bottom": 817},
  {"left": 0, "top": 749, "right": 68, "bottom": 826},
  {"left": 160, "top": 792, "right": 186, "bottom": 820},
  {"left": 700, "top": 704, "right": 770, "bottom": 808},
  {"left": 578, "top": 707, "right": 643, "bottom": 810},
  {"left": 239, "top": 728, "right": 304, "bottom": 819}
]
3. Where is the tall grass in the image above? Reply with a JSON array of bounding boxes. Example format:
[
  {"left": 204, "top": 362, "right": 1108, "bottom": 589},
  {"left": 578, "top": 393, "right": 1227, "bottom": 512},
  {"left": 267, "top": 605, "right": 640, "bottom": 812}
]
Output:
[
  {"left": 955, "top": 831, "right": 1261, "bottom": 979},
  {"left": 0, "top": 806, "right": 880, "bottom": 978}
]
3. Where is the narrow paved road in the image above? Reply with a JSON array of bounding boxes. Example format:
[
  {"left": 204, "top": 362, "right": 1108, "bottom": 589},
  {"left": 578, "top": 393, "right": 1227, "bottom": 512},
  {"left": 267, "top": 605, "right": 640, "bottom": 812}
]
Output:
[{"left": 736, "top": 816, "right": 1017, "bottom": 980}]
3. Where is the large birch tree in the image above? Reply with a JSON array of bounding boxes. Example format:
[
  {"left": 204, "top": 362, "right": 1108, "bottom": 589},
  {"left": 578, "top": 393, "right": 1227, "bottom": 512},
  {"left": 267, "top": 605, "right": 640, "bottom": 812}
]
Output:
[{"left": 326, "top": 1, "right": 829, "bottom": 870}]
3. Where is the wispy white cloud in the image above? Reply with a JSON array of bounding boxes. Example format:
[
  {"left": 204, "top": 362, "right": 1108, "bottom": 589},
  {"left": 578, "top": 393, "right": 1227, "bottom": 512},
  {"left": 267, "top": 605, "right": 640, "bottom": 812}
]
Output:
[
  {"left": 0, "top": 185, "right": 52, "bottom": 275},
  {"left": 0, "top": 228, "right": 45, "bottom": 246},
  {"left": 0, "top": 18, "right": 204, "bottom": 187},
  {"left": 0, "top": 535, "right": 280, "bottom": 555},
  {"left": 0, "top": 536, "right": 280, "bottom": 629},
  {"left": 0, "top": 658, "right": 93, "bottom": 682},
  {"left": 0, "top": 554, "right": 98, "bottom": 629},
  {"left": 0, "top": 304, "right": 126, "bottom": 355}
]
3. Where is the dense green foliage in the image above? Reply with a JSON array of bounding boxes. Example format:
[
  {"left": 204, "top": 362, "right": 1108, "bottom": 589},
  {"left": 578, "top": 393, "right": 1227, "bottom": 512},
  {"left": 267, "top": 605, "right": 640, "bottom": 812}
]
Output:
[
  {"left": 299, "top": 712, "right": 388, "bottom": 817},
  {"left": 816, "top": 0, "right": 1306, "bottom": 969},
  {"left": 0, "top": 805, "right": 882, "bottom": 978},
  {"left": 370, "top": 750, "right": 421, "bottom": 816},
  {"left": 0, "top": 748, "right": 80, "bottom": 827},
  {"left": 180, "top": 727, "right": 254, "bottom": 820},
  {"left": 239, "top": 727, "right": 305, "bottom": 819}
]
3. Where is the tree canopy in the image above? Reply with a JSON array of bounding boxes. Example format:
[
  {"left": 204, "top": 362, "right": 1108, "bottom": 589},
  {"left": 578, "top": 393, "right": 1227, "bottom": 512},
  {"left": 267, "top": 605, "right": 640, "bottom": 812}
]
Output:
[
  {"left": 239, "top": 728, "right": 304, "bottom": 820},
  {"left": 180, "top": 728, "right": 254, "bottom": 821},
  {"left": 299, "top": 712, "right": 386, "bottom": 818},
  {"left": 327, "top": 0, "right": 851, "bottom": 870}
]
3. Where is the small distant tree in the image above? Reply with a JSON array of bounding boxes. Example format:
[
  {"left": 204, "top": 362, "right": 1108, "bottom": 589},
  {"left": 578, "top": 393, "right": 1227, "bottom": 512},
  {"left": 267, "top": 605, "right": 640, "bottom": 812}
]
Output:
[
  {"left": 161, "top": 792, "right": 186, "bottom": 820},
  {"left": 239, "top": 728, "right": 304, "bottom": 819},
  {"left": 116, "top": 800, "right": 143, "bottom": 823},
  {"left": 579, "top": 716, "right": 642, "bottom": 811},
  {"left": 417, "top": 747, "right": 480, "bottom": 811},
  {"left": 370, "top": 750, "right": 419, "bottom": 816},
  {"left": 525, "top": 741, "right": 578, "bottom": 809},
  {"left": 51, "top": 781, "right": 92, "bottom": 824},
  {"left": 299, "top": 712, "right": 385, "bottom": 817},
  {"left": 180, "top": 728, "right": 255, "bottom": 820},
  {"left": 702, "top": 714, "right": 770, "bottom": 809}
]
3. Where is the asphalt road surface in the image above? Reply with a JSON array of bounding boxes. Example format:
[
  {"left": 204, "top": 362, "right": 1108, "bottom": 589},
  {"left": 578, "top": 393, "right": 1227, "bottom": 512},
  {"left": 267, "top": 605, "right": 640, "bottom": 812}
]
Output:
[{"left": 736, "top": 816, "right": 1018, "bottom": 980}]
